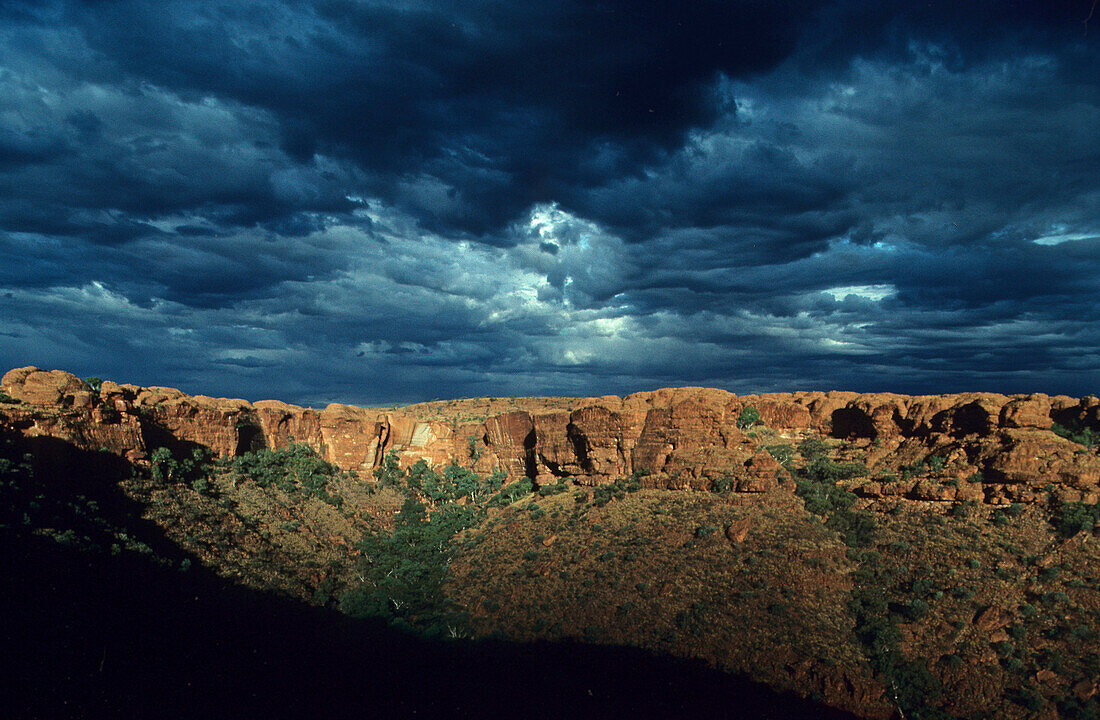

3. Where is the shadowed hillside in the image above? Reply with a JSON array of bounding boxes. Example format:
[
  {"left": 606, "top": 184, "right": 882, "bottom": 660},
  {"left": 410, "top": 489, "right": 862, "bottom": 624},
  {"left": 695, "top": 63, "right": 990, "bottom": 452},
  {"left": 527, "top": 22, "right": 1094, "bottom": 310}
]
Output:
[
  {"left": 0, "top": 428, "right": 853, "bottom": 720},
  {"left": 2, "top": 367, "right": 1098, "bottom": 719}
]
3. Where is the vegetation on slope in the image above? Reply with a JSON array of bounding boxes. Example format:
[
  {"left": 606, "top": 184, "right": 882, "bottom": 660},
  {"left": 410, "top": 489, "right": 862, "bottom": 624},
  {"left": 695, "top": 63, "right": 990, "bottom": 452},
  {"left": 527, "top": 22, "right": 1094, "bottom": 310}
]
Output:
[
  {"left": 339, "top": 453, "right": 523, "bottom": 636},
  {"left": 3, "top": 406, "right": 1099, "bottom": 720},
  {"left": 4, "top": 437, "right": 851, "bottom": 720},
  {"left": 440, "top": 439, "right": 1100, "bottom": 720}
]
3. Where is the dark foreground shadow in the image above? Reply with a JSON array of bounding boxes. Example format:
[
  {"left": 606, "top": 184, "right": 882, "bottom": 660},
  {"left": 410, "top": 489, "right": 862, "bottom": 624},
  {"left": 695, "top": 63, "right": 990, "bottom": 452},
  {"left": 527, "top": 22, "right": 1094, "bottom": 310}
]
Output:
[{"left": 0, "top": 431, "right": 857, "bottom": 720}]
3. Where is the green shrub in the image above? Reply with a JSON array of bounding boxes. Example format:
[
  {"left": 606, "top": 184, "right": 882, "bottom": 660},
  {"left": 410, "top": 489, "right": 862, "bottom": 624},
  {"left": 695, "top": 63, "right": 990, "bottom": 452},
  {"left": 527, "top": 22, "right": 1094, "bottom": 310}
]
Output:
[
  {"left": 951, "top": 501, "right": 977, "bottom": 519},
  {"left": 444, "top": 463, "right": 490, "bottom": 503},
  {"left": 890, "top": 660, "right": 943, "bottom": 718},
  {"left": 798, "top": 438, "right": 828, "bottom": 461},
  {"left": 794, "top": 457, "right": 875, "bottom": 547},
  {"left": 765, "top": 443, "right": 794, "bottom": 464},
  {"left": 1052, "top": 422, "right": 1098, "bottom": 449},
  {"left": 590, "top": 475, "right": 642, "bottom": 507},
  {"left": 711, "top": 473, "right": 735, "bottom": 493},
  {"left": 1053, "top": 501, "right": 1100, "bottom": 537},
  {"left": 150, "top": 446, "right": 214, "bottom": 491},
  {"left": 1056, "top": 696, "right": 1100, "bottom": 719},
  {"left": 539, "top": 480, "right": 569, "bottom": 496},
  {"left": 808, "top": 457, "right": 868, "bottom": 483},
  {"left": 487, "top": 468, "right": 507, "bottom": 492},
  {"left": 373, "top": 450, "right": 404, "bottom": 486},
  {"left": 190, "top": 476, "right": 215, "bottom": 496},
  {"left": 736, "top": 406, "right": 761, "bottom": 429},
  {"left": 1015, "top": 686, "right": 1044, "bottom": 712},
  {"left": 232, "top": 443, "right": 344, "bottom": 505},
  {"left": 1045, "top": 591, "right": 1070, "bottom": 605},
  {"left": 583, "top": 625, "right": 605, "bottom": 641},
  {"left": 1070, "top": 624, "right": 1095, "bottom": 641},
  {"left": 900, "top": 460, "right": 926, "bottom": 480},
  {"left": 397, "top": 497, "right": 427, "bottom": 527},
  {"left": 489, "top": 477, "right": 534, "bottom": 506},
  {"left": 340, "top": 499, "right": 481, "bottom": 633},
  {"left": 953, "top": 586, "right": 975, "bottom": 600}
]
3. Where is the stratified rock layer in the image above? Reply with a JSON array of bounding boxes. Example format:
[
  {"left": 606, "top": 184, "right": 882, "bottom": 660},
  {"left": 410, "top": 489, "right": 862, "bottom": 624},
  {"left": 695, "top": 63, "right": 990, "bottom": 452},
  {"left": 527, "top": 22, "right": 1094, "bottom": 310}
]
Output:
[{"left": 2, "top": 366, "right": 1098, "bottom": 504}]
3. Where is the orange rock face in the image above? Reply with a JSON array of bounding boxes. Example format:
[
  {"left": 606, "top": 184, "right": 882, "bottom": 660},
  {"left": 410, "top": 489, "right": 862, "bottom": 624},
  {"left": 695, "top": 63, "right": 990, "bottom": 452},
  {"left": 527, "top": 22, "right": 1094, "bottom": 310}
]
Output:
[
  {"left": 2, "top": 366, "right": 1098, "bottom": 503},
  {"left": 482, "top": 411, "right": 535, "bottom": 480},
  {"left": 2, "top": 366, "right": 90, "bottom": 407}
]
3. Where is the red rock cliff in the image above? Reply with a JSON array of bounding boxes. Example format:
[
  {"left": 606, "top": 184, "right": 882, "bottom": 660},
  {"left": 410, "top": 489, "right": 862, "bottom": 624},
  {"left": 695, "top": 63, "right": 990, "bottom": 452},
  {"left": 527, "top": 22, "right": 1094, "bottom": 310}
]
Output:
[{"left": 2, "top": 366, "right": 1098, "bottom": 505}]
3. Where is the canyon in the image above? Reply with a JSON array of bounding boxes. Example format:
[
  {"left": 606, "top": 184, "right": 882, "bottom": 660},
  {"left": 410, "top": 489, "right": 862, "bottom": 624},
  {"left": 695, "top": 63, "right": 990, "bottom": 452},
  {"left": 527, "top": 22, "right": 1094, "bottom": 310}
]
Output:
[{"left": 2, "top": 366, "right": 1098, "bottom": 720}]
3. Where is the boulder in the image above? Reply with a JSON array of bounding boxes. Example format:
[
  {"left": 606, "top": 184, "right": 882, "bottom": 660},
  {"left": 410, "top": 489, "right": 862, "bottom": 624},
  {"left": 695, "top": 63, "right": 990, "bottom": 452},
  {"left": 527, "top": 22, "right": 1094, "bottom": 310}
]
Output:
[
  {"left": 999, "top": 394, "right": 1053, "bottom": 429},
  {"left": 1, "top": 367, "right": 88, "bottom": 406}
]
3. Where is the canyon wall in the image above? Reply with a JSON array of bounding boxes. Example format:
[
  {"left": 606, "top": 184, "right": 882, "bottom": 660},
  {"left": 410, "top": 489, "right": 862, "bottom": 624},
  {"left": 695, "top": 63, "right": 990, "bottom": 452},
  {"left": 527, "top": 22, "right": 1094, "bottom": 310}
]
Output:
[{"left": 2, "top": 366, "right": 1098, "bottom": 505}]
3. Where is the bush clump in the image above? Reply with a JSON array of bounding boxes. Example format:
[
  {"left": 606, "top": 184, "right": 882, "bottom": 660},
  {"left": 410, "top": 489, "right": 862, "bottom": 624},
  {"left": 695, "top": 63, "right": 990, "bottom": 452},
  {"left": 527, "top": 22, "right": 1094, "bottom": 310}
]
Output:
[
  {"left": 538, "top": 480, "right": 570, "bottom": 496},
  {"left": 342, "top": 457, "right": 550, "bottom": 636},
  {"left": 150, "top": 446, "right": 215, "bottom": 495},
  {"left": 590, "top": 474, "right": 642, "bottom": 507},
  {"left": 1052, "top": 422, "right": 1098, "bottom": 449},
  {"left": 1052, "top": 501, "right": 1100, "bottom": 537},
  {"left": 765, "top": 443, "right": 794, "bottom": 464},
  {"left": 340, "top": 499, "right": 480, "bottom": 634},
  {"left": 489, "top": 476, "right": 533, "bottom": 506},
  {"left": 794, "top": 457, "right": 875, "bottom": 547},
  {"left": 711, "top": 473, "right": 735, "bottom": 493},
  {"left": 736, "top": 406, "right": 761, "bottom": 430},
  {"left": 797, "top": 438, "right": 829, "bottom": 461},
  {"left": 231, "top": 443, "right": 344, "bottom": 506}
]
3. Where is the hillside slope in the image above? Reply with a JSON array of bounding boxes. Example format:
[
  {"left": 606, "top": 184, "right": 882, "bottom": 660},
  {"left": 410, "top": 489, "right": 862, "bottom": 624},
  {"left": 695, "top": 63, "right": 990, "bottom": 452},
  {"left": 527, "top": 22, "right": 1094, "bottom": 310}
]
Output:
[{"left": 2, "top": 367, "right": 1098, "bottom": 719}]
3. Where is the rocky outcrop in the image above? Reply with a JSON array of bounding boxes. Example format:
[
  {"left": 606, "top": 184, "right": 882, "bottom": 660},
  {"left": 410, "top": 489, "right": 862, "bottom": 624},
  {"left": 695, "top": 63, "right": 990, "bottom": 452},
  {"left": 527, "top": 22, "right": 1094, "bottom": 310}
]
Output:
[
  {"left": 2, "top": 366, "right": 1098, "bottom": 504},
  {"left": 1, "top": 367, "right": 93, "bottom": 407},
  {"left": 482, "top": 411, "right": 535, "bottom": 480}
]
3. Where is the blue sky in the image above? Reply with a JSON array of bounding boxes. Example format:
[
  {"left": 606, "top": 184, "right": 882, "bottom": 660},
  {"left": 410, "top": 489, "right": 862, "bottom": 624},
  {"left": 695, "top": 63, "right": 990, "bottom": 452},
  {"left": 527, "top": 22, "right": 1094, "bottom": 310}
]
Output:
[{"left": 1, "top": 1, "right": 1098, "bottom": 405}]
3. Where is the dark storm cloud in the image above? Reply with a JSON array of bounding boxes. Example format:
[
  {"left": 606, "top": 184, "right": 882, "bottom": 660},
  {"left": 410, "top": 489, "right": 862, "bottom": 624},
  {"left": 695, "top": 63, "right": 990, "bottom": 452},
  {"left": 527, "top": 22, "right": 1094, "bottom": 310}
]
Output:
[
  {"left": 44, "top": 0, "right": 821, "bottom": 236},
  {"left": 0, "top": 1, "right": 1098, "bottom": 403},
  {"left": 803, "top": 0, "right": 1100, "bottom": 72}
]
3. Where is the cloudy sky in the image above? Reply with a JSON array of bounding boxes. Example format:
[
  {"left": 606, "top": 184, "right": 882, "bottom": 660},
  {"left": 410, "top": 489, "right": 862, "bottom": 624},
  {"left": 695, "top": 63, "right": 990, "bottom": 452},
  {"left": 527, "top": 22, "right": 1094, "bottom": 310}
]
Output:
[{"left": 1, "top": 1, "right": 1098, "bottom": 406}]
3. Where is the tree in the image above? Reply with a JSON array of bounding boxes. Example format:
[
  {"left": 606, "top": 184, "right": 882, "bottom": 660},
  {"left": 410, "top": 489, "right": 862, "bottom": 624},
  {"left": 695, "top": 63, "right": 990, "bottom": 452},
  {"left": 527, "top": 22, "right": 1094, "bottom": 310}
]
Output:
[{"left": 737, "top": 406, "right": 761, "bottom": 429}]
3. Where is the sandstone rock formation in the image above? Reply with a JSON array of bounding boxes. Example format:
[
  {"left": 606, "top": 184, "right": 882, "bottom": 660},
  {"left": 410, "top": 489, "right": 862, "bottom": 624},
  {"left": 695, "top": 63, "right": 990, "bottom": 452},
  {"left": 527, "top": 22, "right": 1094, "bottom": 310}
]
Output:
[{"left": 2, "top": 366, "right": 1098, "bottom": 504}]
